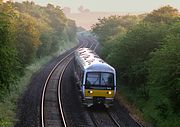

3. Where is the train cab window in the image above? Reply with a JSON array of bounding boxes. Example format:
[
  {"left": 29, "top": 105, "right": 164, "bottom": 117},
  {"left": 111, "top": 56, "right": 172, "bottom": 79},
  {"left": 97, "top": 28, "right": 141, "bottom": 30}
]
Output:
[
  {"left": 101, "top": 73, "right": 114, "bottom": 86},
  {"left": 86, "top": 73, "right": 100, "bottom": 85},
  {"left": 86, "top": 72, "right": 114, "bottom": 86}
]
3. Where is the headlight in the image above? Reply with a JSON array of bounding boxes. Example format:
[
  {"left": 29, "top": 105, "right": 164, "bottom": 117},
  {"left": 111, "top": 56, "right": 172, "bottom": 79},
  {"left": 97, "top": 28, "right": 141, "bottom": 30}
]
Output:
[
  {"left": 107, "top": 91, "right": 112, "bottom": 94},
  {"left": 88, "top": 90, "right": 93, "bottom": 94}
]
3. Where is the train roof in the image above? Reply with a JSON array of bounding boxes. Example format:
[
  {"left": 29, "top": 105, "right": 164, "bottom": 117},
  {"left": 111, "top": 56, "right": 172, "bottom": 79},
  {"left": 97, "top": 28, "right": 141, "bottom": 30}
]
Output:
[{"left": 75, "top": 48, "right": 115, "bottom": 73}]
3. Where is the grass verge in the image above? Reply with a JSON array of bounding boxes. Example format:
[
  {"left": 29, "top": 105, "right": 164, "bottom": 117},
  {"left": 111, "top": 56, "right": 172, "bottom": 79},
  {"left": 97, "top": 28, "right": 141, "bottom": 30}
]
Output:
[
  {"left": 115, "top": 85, "right": 151, "bottom": 127},
  {"left": 0, "top": 41, "right": 76, "bottom": 127},
  {"left": 116, "top": 84, "right": 180, "bottom": 127}
]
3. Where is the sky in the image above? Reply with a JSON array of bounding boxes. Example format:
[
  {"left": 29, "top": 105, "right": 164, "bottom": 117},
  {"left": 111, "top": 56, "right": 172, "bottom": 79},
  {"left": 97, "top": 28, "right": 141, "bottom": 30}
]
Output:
[
  {"left": 9, "top": 0, "right": 180, "bottom": 29},
  {"left": 11, "top": 0, "right": 180, "bottom": 13}
]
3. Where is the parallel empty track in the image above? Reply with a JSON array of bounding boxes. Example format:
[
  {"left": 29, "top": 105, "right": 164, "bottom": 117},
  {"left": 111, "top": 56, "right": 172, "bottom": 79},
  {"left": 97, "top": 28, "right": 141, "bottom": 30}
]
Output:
[{"left": 41, "top": 43, "right": 87, "bottom": 127}]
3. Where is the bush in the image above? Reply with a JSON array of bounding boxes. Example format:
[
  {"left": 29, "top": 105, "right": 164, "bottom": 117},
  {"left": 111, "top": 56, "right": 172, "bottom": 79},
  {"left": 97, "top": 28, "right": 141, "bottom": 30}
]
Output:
[{"left": 92, "top": 5, "right": 180, "bottom": 127}]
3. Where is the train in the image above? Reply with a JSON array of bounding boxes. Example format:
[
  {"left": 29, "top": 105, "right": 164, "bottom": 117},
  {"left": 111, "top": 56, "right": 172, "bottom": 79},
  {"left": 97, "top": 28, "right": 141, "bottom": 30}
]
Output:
[{"left": 74, "top": 48, "right": 116, "bottom": 108}]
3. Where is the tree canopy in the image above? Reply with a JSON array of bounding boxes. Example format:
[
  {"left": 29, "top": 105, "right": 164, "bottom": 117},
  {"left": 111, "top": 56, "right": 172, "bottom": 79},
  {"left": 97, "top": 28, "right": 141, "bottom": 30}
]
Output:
[
  {"left": 0, "top": 1, "right": 77, "bottom": 99},
  {"left": 92, "top": 5, "right": 180, "bottom": 127}
]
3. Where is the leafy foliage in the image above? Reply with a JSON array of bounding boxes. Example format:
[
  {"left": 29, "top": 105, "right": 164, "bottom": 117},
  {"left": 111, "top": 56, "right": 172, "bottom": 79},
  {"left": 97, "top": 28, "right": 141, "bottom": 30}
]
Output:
[
  {"left": 143, "top": 29, "right": 180, "bottom": 126},
  {"left": 91, "top": 15, "right": 140, "bottom": 59},
  {"left": 108, "top": 23, "right": 168, "bottom": 88},
  {"left": 0, "top": 1, "right": 77, "bottom": 126},
  {"left": 15, "top": 14, "right": 40, "bottom": 66},
  {"left": 0, "top": 1, "right": 19, "bottom": 98},
  {"left": 91, "top": 15, "right": 140, "bottom": 41},
  {"left": 144, "top": 5, "right": 180, "bottom": 24},
  {"left": 92, "top": 5, "right": 180, "bottom": 127},
  {"left": 13, "top": 1, "right": 76, "bottom": 57},
  {"left": 147, "top": 22, "right": 180, "bottom": 114},
  {"left": 0, "top": 1, "right": 77, "bottom": 99}
]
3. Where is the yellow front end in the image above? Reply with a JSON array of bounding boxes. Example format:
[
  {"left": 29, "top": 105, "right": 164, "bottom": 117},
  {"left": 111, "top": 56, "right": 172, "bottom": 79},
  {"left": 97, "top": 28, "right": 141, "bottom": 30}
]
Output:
[
  {"left": 83, "top": 89, "right": 115, "bottom": 107},
  {"left": 85, "top": 89, "right": 114, "bottom": 98}
]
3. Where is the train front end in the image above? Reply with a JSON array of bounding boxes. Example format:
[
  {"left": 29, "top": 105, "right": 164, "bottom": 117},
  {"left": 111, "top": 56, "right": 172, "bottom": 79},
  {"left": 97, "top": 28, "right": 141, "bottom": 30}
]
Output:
[{"left": 82, "top": 64, "right": 116, "bottom": 108}]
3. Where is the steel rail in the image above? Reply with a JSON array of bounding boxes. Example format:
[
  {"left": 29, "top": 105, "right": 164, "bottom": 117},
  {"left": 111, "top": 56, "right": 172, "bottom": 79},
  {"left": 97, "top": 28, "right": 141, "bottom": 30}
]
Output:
[
  {"left": 129, "top": 113, "right": 144, "bottom": 127},
  {"left": 88, "top": 111, "right": 99, "bottom": 127},
  {"left": 107, "top": 111, "right": 121, "bottom": 127},
  {"left": 84, "top": 42, "right": 102, "bottom": 127},
  {"left": 57, "top": 57, "right": 74, "bottom": 127},
  {"left": 89, "top": 43, "right": 94, "bottom": 49},
  {"left": 93, "top": 43, "right": 99, "bottom": 51},
  {"left": 87, "top": 41, "right": 122, "bottom": 127},
  {"left": 41, "top": 43, "right": 87, "bottom": 127},
  {"left": 57, "top": 40, "right": 98, "bottom": 127},
  {"left": 41, "top": 37, "right": 98, "bottom": 127}
]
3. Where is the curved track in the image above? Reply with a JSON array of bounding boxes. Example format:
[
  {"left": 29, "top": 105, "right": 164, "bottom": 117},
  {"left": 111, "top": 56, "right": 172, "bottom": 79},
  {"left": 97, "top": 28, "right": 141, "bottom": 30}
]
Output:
[
  {"left": 41, "top": 37, "right": 97, "bottom": 127},
  {"left": 15, "top": 35, "right": 142, "bottom": 127},
  {"left": 58, "top": 57, "right": 74, "bottom": 127},
  {"left": 58, "top": 38, "right": 98, "bottom": 127},
  {"left": 41, "top": 35, "right": 142, "bottom": 127},
  {"left": 41, "top": 45, "right": 83, "bottom": 127}
]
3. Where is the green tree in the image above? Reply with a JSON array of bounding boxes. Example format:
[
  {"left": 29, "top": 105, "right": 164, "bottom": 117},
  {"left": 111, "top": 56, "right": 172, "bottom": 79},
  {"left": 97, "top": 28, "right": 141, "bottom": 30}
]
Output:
[
  {"left": 148, "top": 22, "right": 180, "bottom": 111},
  {"left": 12, "top": 1, "right": 77, "bottom": 58},
  {"left": 46, "top": 4, "right": 67, "bottom": 35},
  {"left": 0, "top": 1, "right": 77, "bottom": 100},
  {"left": 66, "top": 19, "right": 77, "bottom": 42},
  {"left": 91, "top": 15, "right": 140, "bottom": 41},
  {"left": 15, "top": 13, "right": 40, "bottom": 66},
  {"left": 144, "top": 5, "right": 180, "bottom": 24},
  {"left": 91, "top": 15, "right": 140, "bottom": 59},
  {"left": 0, "top": 1, "right": 19, "bottom": 98},
  {"left": 108, "top": 23, "right": 167, "bottom": 90},
  {"left": 145, "top": 22, "right": 180, "bottom": 126},
  {"left": 91, "top": 5, "right": 180, "bottom": 127},
  {"left": 36, "top": 31, "right": 53, "bottom": 58}
]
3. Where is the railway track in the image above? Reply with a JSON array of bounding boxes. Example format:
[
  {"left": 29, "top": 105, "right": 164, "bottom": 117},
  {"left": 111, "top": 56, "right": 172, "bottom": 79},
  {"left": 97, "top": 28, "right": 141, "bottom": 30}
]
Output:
[
  {"left": 83, "top": 37, "right": 142, "bottom": 127},
  {"left": 58, "top": 57, "right": 74, "bottom": 127},
  {"left": 41, "top": 42, "right": 87, "bottom": 127},
  {"left": 15, "top": 35, "right": 141, "bottom": 127},
  {"left": 41, "top": 37, "right": 98, "bottom": 127},
  {"left": 88, "top": 108, "right": 121, "bottom": 127},
  {"left": 41, "top": 44, "right": 83, "bottom": 127},
  {"left": 85, "top": 39, "right": 122, "bottom": 127},
  {"left": 107, "top": 111, "right": 121, "bottom": 127},
  {"left": 88, "top": 106, "right": 142, "bottom": 127},
  {"left": 40, "top": 35, "right": 141, "bottom": 127}
]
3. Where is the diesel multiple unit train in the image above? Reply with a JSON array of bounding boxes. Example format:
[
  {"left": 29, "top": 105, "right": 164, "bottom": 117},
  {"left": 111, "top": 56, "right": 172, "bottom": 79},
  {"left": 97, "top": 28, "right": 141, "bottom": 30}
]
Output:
[{"left": 74, "top": 48, "right": 116, "bottom": 107}]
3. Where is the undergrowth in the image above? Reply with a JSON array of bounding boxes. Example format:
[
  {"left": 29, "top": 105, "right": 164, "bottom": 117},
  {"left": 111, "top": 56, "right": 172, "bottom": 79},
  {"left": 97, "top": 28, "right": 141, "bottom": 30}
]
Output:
[
  {"left": 0, "top": 42, "right": 76, "bottom": 127},
  {"left": 118, "top": 84, "right": 180, "bottom": 127}
]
